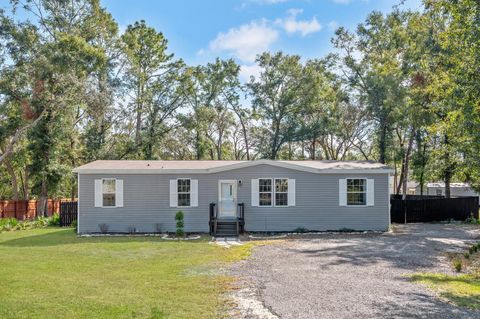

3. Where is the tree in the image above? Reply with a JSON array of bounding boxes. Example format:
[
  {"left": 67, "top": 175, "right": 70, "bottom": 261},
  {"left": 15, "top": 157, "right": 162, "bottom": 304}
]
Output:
[
  {"left": 181, "top": 59, "right": 243, "bottom": 160},
  {"left": 121, "top": 20, "right": 181, "bottom": 156},
  {"left": 247, "top": 52, "right": 306, "bottom": 159},
  {"left": 1, "top": 0, "right": 108, "bottom": 213},
  {"left": 423, "top": 0, "right": 480, "bottom": 194}
]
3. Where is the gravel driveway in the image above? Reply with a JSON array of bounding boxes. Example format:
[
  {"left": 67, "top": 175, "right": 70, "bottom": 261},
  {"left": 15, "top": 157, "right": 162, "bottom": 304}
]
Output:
[{"left": 230, "top": 224, "right": 480, "bottom": 319}]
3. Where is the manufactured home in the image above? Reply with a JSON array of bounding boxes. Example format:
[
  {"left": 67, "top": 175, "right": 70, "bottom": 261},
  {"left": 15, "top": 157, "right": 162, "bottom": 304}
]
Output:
[
  {"left": 73, "top": 160, "right": 393, "bottom": 236},
  {"left": 419, "top": 182, "right": 480, "bottom": 198}
]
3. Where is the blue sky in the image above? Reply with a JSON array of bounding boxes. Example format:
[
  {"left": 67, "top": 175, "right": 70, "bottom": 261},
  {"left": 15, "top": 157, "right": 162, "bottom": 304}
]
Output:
[{"left": 102, "top": 0, "right": 422, "bottom": 80}]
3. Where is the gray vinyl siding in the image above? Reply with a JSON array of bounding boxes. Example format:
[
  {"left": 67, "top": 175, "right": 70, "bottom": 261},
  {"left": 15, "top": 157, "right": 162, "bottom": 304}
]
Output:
[{"left": 78, "top": 164, "right": 390, "bottom": 233}]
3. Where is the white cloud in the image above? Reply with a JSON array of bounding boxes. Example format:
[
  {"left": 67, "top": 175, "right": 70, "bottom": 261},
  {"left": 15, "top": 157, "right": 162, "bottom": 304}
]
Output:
[
  {"left": 209, "top": 20, "right": 279, "bottom": 63},
  {"left": 239, "top": 64, "right": 262, "bottom": 82},
  {"left": 275, "top": 8, "right": 322, "bottom": 37}
]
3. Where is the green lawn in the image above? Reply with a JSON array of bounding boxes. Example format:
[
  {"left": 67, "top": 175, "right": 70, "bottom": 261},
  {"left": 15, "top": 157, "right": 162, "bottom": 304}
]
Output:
[
  {"left": 0, "top": 228, "right": 253, "bottom": 319},
  {"left": 410, "top": 273, "right": 480, "bottom": 310}
]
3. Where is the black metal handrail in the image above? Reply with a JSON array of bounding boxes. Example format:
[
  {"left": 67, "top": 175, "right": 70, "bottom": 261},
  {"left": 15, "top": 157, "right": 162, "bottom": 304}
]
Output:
[
  {"left": 209, "top": 203, "right": 217, "bottom": 220},
  {"left": 210, "top": 202, "right": 245, "bottom": 235},
  {"left": 209, "top": 203, "right": 217, "bottom": 235},
  {"left": 237, "top": 203, "right": 245, "bottom": 220}
]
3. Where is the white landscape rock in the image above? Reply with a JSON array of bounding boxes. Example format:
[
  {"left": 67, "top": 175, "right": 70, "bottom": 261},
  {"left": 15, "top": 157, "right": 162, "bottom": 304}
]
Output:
[
  {"left": 212, "top": 237, "right": 243, "bottom": 248},
  {"left": 229, "top": 286, "right": 278, "bottom": 319}
]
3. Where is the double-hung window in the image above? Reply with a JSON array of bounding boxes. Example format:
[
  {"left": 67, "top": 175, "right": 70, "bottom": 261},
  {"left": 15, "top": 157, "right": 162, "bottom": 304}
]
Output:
[
  {"left": 102, "top": 179, "right": 116, "bottom": 207},
  {"left": 177, "top": 179, "right": 191, "bottom": 207},
  {"left": 275, "top": 178, "right": 288, "bottom": 206},
  {"left": 257, "top": 178, "right": 289, "bottom": 206},
  {"left": 259, "top": 178, "right": 272, "bottom": 206},
  {"left": 346, "top": 178, "right": 367, "bottom": 206}
]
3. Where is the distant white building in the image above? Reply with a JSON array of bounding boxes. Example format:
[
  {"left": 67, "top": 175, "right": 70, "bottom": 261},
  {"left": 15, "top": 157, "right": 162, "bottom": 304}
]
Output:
[{"left": 417, "top": 182, "right": 480, "bottom": 198}]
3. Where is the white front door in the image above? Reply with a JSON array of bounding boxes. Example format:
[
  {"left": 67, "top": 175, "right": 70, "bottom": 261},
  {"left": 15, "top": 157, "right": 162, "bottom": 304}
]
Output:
[{"left": 218, "top": 180, "right": 237, "bottom": 218}]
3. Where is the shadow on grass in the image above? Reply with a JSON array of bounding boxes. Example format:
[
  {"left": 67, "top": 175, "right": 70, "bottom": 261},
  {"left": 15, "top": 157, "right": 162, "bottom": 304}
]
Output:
[{"left": 0, "top": 228, "right": 209, "bottom": 247}]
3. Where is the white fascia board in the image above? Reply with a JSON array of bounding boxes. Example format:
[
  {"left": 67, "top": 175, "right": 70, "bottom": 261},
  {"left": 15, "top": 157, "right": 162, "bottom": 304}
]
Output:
[{"left": 72, "top": 164, "right": 394, "bottom": 175}]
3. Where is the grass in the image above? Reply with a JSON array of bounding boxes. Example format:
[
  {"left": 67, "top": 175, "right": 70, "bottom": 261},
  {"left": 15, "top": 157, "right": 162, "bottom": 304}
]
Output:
[
  {"left": 410, "top": 273, "right": 480, "bottom": 310},
  {"left": 0, "top": 228, "right": 254, "bottom": 319}
]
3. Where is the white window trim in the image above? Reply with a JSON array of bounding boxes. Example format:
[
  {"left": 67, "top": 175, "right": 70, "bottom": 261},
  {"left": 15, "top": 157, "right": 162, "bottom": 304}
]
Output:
[
  {"left": 177, "top": 178, "right": 192, "bottom": 207},
  {"left": 101, "top": 178, "right": 117, "bottom": 208},
  {"left": 258, "top": 178, "right": 273, "bottom": 207},
  {"left": 345, "top": 178, "right": 367, "bottom": 207},
  {"left": 274, "top": 178, "right": 289, "bottom": 207},
  {"left": 257, "top": 178, "right": 291, "bottom": 207}
]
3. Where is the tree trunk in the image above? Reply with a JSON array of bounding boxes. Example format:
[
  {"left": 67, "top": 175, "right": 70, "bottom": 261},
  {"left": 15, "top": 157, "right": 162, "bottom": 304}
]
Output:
[
  {"left": 271, "top": 120, "right": 281, "bottom": 159},
  {"left": 444, "top": 134, "right": 452, "bottom": 198},
  {"left": 378, "top": 121, "right": 388, "bottom": 164},
  {"left": 217, "top": 132, "right": 223, "bottom": 160},
  {"left": 396, "top": 130, "right": 415, "bottom": 195},
  {"left": 23, "top": 166, "right": 29, "bottom": 200},
  {"left": 419, "top": 143, "right": 427, "bottom": 196},
  {"left": 195, "top": 129, "right": 201, "bottom": 160},
  {"left": 38, "top": 177, "right": 48, "bottom": 217},
  {"left": 311, "top": 138, "right": 316, "bottom": 160},
  {"left": 135, "top": 83, "right": 144, "bottom": 146},
  {"left": 4, "top": 158, "right": 19, "bottom": 201},
  {"left": 242, "top": 123, "right": 250, "bottom": 160}
]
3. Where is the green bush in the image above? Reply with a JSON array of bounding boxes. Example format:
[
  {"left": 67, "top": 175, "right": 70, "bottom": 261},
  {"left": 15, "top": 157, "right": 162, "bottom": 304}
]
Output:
[
  {"left": 465, "top": 216, "right": 480, "bottom": 224},
  {"left": 453, "top": 259, "right": 463, "bottom": 272},
  {"left": 0, "top": 218, "right": 19, "bottom": 232},
  {"left": 175, "top": 211, "right": 185, "bottom": 237},
  {"left": 0, "top": 216, "right": 62, "bottom": 233},
  {"left": 71, "top": 220, "right": 77, "bottom": 230},
  {"left": 464, "top": 252, "right": 470, "bottom": 259},
  {"left": 293, "top": 227, "right": 309, "bottom": 233},
  {"left": 49, "top": 214, "right": 60, "bottom": 226}
]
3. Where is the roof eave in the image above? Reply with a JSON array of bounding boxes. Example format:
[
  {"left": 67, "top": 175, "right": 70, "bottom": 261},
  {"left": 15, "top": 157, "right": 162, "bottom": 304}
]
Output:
[{"left": 72, "top": 167, "right": 394, "bottom": 175}]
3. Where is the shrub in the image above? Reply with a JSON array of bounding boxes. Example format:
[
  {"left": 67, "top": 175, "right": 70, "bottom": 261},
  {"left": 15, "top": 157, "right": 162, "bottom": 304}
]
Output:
[
  {"left": 175, "top": 211, "right": 184, "bottom": 237},
  {"left": 128, "top": 225, "right": 137, "bottom": 234},
  {"left": 453, "top": 259, "right": 462, "bottom": 272},
  {"left": 99, "top": 223, "right": 109, "bottom": 233},
  {"left": 293, "top": 227, "right": 309, "bottom": 233},
  {"left": 465, "top": 216, "right": 480, "bottom": 224},
  {"left": 338, "top": 227, "right": 355, "bottom": 233},
  {"left": 71, "top": 220, "right": 77, "bottom": 231},
  {"left": 464, "top": 252, "right": 470, "bottom": 259},
  {"left": 0, "top": 217, "right": 59, "bottom": 232},
  {"left": 49, "top": 214, "right": 60, "bottom": 226},
  {"left": 469, "top": 246, "right": 475, "bottom": 255}
]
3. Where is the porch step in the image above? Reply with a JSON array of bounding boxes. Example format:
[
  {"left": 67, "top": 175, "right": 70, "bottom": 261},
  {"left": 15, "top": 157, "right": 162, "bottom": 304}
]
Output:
[{"left": 215, "top": 221, "right": 238, "bottom": 236}]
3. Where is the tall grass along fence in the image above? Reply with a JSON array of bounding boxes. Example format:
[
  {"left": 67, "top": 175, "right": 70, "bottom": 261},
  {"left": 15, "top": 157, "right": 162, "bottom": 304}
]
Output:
[
  {"left": 391, "top": 195, "right": 479, "bottom": 223},
  {"left": 0, "top": 199, "right": 75, "bottom": 220},
  {"left": 60, "top": 201, "right": 77, "bottom": 227}
]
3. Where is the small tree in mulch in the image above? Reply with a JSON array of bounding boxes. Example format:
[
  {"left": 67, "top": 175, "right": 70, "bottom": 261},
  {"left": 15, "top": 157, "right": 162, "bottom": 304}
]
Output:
[{"left": 175, "top": 211, "right": 185, "bottom": 238}]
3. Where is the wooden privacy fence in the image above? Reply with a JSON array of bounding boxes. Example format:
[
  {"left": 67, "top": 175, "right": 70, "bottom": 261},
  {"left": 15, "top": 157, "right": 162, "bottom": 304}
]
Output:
[
  {"left": 0, "top": 199, "right": 66, "bottom": 220},
  {"left": 59, "top": 201, "right": 77, "bottom": 227},
  {"left": 391, "top": 196, "right": 479, "bottom": 223}
]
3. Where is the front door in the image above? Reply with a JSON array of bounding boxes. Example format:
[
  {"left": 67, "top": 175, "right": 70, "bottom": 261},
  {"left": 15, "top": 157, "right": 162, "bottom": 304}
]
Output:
[{"left": 218, "top": 180, "right": 237, "bottom": 218}]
